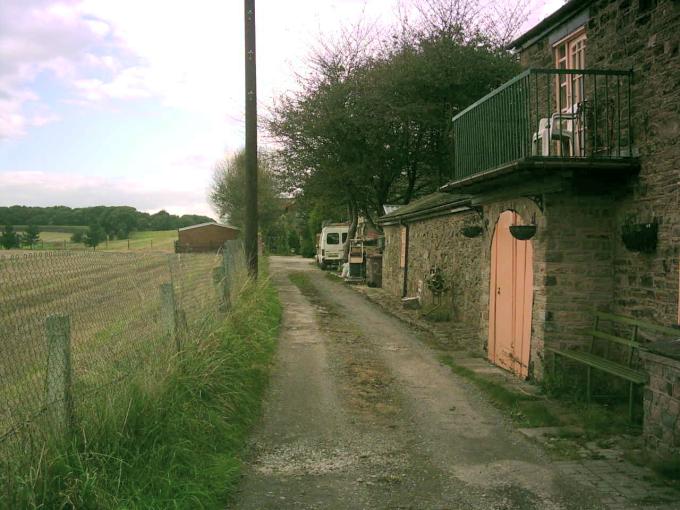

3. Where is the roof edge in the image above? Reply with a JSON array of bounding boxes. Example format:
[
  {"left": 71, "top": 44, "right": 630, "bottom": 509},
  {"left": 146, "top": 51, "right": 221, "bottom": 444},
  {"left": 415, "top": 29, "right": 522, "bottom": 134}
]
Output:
[
  {"left": 178, "top": 222, "right": 240, "bottom": 231},
  {"left": 507, "top": 0, "right": 592, "bottom": 50}
]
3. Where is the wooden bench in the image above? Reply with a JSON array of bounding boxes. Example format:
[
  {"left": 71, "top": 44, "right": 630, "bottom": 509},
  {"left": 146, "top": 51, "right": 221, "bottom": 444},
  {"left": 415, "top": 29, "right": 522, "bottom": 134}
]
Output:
[{"left": 546, "top": 312, "right": 680, "bottom": 420}]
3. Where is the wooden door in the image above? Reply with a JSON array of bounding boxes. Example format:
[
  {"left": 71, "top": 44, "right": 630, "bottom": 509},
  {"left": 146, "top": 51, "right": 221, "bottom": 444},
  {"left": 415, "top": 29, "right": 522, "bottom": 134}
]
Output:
[{"left": 488, "top": 211, "right": 534, "bottom": 378}]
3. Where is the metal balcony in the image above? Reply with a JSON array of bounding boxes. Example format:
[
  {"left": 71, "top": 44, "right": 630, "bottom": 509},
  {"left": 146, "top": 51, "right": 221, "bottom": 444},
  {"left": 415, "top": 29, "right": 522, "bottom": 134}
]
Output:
[{"left": 444, "top": 68, "right": 639, "bottom": 191}]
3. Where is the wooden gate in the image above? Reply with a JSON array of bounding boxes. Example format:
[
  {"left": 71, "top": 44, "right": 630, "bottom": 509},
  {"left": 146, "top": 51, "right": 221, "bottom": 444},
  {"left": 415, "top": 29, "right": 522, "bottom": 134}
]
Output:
[{"left": 488, "top": 211, "right": 534, "bottom": 378}]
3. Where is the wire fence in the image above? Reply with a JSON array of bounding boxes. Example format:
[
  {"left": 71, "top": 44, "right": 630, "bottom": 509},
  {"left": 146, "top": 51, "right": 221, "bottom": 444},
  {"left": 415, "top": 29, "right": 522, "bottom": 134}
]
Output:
[{"left": 0, "top": 240, "right": 246, "bottom": 449}]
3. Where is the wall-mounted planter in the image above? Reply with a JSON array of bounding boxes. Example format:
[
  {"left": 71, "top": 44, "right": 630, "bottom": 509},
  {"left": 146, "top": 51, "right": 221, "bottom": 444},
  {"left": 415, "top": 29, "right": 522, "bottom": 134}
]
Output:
[
  {"left": 461, "top": 226, "right": 483, "bottom": 238},
  {"left": 509, "top": 224, "right": 537, "bottom": 241},
  {"left": 621, "top": 222, "right": 658, "bottom": 253}
]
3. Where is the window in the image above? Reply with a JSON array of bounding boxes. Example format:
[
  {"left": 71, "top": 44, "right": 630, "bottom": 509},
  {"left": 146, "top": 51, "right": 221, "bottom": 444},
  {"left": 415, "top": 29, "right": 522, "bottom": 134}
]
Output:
[
  {"left": 326, "top": 233, "right": 339, "bottom": 244},
  {"left": 342, "top": 233, "right": 348, "bottom": 244},
  {"left": 553, "top": 27, "right": 587, "bottom": 155},
  {"left": 553, "top": 28, "right": 586, "bottom": 109}
]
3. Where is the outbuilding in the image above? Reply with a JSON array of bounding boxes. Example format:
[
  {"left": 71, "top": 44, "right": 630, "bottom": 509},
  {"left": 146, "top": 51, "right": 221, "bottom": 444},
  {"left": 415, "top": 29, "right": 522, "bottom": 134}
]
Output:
[{"left": 175, "top": 222, "right": 240, "bottom": 253}]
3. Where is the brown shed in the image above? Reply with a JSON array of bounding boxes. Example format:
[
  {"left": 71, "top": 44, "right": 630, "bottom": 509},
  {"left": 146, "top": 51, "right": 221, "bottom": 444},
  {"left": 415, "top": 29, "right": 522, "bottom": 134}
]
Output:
[{"left": 175, "top": 223, "right": 240, "bottom": 253}]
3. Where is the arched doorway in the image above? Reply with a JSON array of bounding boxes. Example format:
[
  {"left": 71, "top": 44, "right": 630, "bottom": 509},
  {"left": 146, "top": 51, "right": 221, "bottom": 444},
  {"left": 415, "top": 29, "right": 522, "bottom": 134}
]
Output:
[{"left": 488, "top": 210, "right": 534, "bottom": 379}]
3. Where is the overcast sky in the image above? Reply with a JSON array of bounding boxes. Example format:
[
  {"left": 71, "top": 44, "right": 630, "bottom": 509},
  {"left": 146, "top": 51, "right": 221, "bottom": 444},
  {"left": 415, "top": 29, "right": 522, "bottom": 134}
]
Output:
[{"left": 0, "top": 0, "right": 562, "bottom": 218}]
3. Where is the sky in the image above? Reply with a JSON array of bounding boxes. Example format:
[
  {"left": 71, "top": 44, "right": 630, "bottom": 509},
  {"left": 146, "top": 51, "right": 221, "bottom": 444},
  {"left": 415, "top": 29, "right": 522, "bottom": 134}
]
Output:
[{"left": 0, "top": 0, "right": 563, "bottom": 218}]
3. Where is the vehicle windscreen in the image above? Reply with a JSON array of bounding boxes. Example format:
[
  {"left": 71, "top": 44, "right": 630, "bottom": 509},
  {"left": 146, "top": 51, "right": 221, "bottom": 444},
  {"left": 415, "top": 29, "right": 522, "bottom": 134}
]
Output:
[
  {"left": 326, "top": 233, "right": 340, "bottom": 244},
  {"left": 342, "top": 233, "right": 348, "bottom": 243}
]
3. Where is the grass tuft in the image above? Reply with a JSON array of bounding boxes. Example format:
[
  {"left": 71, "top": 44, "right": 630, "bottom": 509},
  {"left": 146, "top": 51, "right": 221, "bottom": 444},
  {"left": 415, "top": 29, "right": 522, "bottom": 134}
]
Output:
[{"left": 0, "top": 275, "right": 281, "bottom": 509}]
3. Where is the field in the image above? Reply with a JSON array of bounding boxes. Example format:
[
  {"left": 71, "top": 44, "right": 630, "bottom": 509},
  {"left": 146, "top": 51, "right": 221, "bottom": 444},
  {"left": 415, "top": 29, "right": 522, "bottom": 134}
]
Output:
[
  {"left": 9, "top": 229, "right": 179, "bottom": 252},
  {"left": 0, "top": 248, "right": 229, "bottom": 443}
]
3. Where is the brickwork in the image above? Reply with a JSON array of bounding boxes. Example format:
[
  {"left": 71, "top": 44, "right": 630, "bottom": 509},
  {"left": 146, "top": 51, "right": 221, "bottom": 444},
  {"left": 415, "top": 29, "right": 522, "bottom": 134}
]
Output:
[
  {"left": 640, "top": 351, "right": 680, "bottom": 460},
  {"left": 520, "top": 0, "right": 680, "bottom": 326}
]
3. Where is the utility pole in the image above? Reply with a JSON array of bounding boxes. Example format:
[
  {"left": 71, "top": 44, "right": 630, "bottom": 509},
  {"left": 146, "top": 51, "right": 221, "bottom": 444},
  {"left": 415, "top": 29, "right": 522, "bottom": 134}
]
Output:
[{"left": 244, "top": 0, "right": 258, "bottom": 277}]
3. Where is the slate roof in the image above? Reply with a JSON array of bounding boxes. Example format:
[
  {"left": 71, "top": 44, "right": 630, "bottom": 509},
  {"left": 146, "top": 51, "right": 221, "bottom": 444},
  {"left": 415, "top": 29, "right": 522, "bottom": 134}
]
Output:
[{"left": 378, "top": 193, "right": 471, "bottom": 224}]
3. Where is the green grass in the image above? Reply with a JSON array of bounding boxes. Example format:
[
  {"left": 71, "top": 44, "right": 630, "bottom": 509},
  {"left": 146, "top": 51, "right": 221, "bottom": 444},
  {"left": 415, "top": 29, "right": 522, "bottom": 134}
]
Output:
[
  {"left": 0, "top": 274, "right": 281, "bottom": 509},
  {"left": 439, "top": 355, "right": 560, "bottom": 427}
]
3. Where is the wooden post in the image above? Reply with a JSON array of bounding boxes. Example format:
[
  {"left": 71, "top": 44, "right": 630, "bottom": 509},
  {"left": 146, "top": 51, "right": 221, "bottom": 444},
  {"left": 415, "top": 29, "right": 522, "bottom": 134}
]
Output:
[
  {"left": 160, "top": 282, "right": 176, "bottom": 337},
  {"left": 127, "top": 239, "right": 130, "bottom": 250},
  {"left": 222, "top": 246, "right": 232, "bottom": 310},
  {"left": 244, "top": 0, "right": 258, "bottom": 277},
  {"left": 45, "top": 314, "right": 74, "bottom": 438}
]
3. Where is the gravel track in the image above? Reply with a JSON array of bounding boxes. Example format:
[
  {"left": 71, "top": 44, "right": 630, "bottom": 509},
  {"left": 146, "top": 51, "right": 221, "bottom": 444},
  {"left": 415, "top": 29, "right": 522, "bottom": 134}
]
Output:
[{"left": 231, "top": 256, "right": 604, "bottom": 510}]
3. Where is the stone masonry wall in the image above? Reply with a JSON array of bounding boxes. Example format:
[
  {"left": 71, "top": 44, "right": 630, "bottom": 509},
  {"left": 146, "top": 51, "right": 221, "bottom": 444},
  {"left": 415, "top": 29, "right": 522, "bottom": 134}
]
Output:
[
  {"left": 520, "top": 0, "right": 680, "bottom": 327},
  {"left": 479, "top": 194, "right": 615, "bottom": 380},
  {"left": 405, "top": 212, "right": 484, "bottom": 348},
  {"left": 382, "top": 225, "right": 403, "bottom": 298},
  {"left": 640, "top": 352, "right": 680, "bottom": 460}
]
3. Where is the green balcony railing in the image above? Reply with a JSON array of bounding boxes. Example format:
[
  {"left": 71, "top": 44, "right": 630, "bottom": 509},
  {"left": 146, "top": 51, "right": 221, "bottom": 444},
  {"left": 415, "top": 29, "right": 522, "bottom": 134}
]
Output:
[{"left": 451, "top": 68, "right": 634, "bottom": 181}]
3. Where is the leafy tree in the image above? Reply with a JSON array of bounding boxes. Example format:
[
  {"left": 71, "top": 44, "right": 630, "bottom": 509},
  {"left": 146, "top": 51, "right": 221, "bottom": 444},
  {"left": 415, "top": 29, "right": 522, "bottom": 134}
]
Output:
[
  {"left": 209, "top": 149, "right": 284, "bottom": 245},
  {"left": 21, "top": 224, "right": 40, "bottom": 247},
  {"left": 1, "top": 225, "right": 19, "bottom": 249},
  {"left": 71, "top": 232, "right": 84, "bottom": 243},
  {"left": 83, "top": 224, "right": 106, "bottom": 249},
  {"left": 267, "top": 0, "right": 523, "bottom": 257}
]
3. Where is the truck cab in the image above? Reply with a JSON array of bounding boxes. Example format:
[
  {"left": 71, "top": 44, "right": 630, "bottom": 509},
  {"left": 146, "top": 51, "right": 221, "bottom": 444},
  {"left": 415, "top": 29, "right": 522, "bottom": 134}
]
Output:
[{"left": 316, "top": 224, "right": 349, "bottom": 269}]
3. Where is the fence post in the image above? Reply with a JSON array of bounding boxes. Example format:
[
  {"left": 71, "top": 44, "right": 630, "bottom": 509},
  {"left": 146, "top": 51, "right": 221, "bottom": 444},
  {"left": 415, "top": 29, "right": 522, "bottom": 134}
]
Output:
[
  {"left": 45, "top": 314, "right": 74, "bottom": 438},
  {"left": 222, "top": 244, "right": 232, "bottom": 310},
  {"left": 160, "top": 282, "right": 176, "bottom": 342}
]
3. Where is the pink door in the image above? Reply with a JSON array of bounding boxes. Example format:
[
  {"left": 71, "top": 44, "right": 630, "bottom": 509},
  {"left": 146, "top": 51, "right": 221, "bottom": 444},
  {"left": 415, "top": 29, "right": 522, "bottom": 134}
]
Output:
[{"left": 488, "top": 211, "right": 534, "bottom": 378}]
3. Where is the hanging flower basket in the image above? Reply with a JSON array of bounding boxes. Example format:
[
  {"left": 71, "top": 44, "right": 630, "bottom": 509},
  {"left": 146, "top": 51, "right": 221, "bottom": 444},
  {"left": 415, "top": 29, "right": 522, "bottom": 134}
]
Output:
[
  {"left": 509, "top": 224, "right": 537, "bottom": 241},
  {"left": 461, "top": 225, "right": 483, "bottom": 238},
  {"left": 621, "top": 222, "right": 657, "bottom": 253}
]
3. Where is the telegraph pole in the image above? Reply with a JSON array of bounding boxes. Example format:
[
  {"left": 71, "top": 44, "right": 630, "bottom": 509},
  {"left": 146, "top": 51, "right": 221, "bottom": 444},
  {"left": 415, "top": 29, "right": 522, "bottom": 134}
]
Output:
[{"left": 244, "top": 0, "right": 258, "bottom": 277}]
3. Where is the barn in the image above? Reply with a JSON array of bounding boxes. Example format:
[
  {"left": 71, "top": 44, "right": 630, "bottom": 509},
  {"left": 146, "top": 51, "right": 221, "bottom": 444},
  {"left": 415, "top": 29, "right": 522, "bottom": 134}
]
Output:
[{"left": 175, "top": 223, "right": 240, "bottom": 253}]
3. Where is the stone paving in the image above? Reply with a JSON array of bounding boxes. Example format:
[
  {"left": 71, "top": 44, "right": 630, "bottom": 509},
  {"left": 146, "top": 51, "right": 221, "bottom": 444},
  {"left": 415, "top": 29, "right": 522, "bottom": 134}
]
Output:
[{"left": 345, "top": 279, "right": 680, "bottom": 510}]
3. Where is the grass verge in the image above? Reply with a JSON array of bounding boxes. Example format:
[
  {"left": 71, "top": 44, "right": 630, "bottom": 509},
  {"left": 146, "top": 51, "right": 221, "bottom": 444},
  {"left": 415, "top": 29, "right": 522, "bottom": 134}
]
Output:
[
  {"left": 0, "top": 275, "right": 281, "bottom": 509},
  {"left": 439, "top": 355, "right": 560, "bottom": 427}
]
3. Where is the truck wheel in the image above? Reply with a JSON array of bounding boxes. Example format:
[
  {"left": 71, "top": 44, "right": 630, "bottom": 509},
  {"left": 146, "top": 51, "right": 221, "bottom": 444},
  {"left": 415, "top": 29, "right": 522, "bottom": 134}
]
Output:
[{"left": 319, "top": 260, "right": 326, "bottom": 270}]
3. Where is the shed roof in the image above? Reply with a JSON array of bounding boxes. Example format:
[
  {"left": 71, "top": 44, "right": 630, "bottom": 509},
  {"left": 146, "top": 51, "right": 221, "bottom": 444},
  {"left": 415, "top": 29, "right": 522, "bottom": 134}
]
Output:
[
  {"left": 378, "top": 193, "right": 471, "bottom": 225},
  {"left": 178, "top": 222, "right": 240, "bottom": 232}
]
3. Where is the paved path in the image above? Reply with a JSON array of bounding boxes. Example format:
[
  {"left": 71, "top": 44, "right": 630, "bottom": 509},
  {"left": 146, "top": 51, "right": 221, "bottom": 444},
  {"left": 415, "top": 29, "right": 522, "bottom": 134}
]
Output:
[{"left": 230, "top": 256, "right": 611, "bottom": 509}]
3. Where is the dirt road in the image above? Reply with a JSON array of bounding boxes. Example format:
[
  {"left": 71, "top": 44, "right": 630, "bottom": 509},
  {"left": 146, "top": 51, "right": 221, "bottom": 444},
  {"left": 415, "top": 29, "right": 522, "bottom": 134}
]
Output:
[{"left": 231, "top": 256, "right": 603, "bottom": 510}]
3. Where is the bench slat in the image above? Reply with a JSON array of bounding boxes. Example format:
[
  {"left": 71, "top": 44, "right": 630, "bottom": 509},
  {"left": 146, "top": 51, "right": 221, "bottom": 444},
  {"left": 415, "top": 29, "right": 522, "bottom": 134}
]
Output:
[
  {"left": 596, "top": 312, "right": 680, "bottom": 338},
  {"left": 589, "top": 330, "right": 640, "bottom": 349},
  {"left": 547, "top": 348, "right": 647, "bottom": 384}
]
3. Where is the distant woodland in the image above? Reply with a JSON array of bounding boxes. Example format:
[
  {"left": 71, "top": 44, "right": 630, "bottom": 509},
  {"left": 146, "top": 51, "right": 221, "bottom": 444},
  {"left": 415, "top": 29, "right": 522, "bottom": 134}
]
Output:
[{"left": 0, "top": 205, "right": 214, "bottom": 239}]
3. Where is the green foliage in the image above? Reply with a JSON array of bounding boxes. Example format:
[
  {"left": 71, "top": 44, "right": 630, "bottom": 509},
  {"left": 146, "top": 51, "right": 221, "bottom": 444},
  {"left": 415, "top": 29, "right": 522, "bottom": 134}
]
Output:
[
  {"left": 0, "top": 276, "right": 282, "bottom": 508},
  {"left": 70, "top": 231, "right": 84, "bottom": 243},
  {"left": 210, "top": 149, "right": 287, "bottom": 250},
  {"left": 20, "top": 224, "right": 40, "bottom": 247},
  {"left": 0, "top": 205, "right": 213, "bottom": 235},
  {"left": 1, "top": 225, "right": 20, "bottom": 249},
  {"left": 268, "top": 8, "right": 520, "bottom": 223},
  {"left": 83, "top": 224, "right": 106, "bottom": 249}
]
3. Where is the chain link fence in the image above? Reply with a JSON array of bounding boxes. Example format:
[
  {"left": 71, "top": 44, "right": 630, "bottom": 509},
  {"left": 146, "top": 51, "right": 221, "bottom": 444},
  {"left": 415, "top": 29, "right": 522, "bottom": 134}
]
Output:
[{"left": 0, "top": 240, "right": 246, "bottom": 448}]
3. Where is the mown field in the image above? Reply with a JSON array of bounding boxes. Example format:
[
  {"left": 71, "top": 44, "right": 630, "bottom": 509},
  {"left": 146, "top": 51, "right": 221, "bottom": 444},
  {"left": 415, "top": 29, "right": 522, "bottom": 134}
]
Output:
[{"left": 8, "top": 228, "right": 178, "bottom": 253}]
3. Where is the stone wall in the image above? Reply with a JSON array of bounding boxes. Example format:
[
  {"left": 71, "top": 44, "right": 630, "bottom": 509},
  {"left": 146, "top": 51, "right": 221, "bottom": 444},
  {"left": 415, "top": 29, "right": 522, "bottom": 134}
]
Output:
[
  {"left": 405, "top": 212, "right": 484, "bottom": 345},
  {"left": 520, "top": 0, "right": 680, "bottom": 327},
  {"left": 382, "top": 225, "right": 403, "bottom": 298},
  {"left": 640, "top": 351, "right": 680, "bottom": 460}
]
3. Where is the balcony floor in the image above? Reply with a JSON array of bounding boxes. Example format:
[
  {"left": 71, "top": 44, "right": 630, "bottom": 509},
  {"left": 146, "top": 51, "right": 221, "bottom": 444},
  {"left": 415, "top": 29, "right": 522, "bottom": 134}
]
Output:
[{"left": 441, "top": 156, "right": 640, "bottom": 195}]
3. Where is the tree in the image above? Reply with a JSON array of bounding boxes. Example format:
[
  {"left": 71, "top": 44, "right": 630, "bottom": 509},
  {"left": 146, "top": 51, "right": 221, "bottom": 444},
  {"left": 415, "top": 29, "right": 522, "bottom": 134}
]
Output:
[
  {"left": 1, "top": 225, "right": 19, "bottom": 249},
  {"left": 209, "top": 149, "right": 283, "bottom": 245},
  {"left": 83, "top": 224, "right": 106, "bottom": 249},
  {"left": 21, "top": 224, "right": 40, "bottom": 247},
  {"left": 268, "top": 1, "right": 521, "bottom": 258}
]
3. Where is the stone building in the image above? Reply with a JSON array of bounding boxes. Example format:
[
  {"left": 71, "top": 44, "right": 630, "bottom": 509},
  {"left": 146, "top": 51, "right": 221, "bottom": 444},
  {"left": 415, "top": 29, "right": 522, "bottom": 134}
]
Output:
[{"left": 380, "top": 0, "right": 679, "bottom": 384}]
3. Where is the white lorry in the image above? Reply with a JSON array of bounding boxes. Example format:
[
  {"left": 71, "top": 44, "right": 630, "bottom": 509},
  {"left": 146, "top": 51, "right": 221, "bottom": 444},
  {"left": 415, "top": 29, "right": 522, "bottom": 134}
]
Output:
[{"left": 316, "top": 223, "right": 349, "bottom": 270}]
